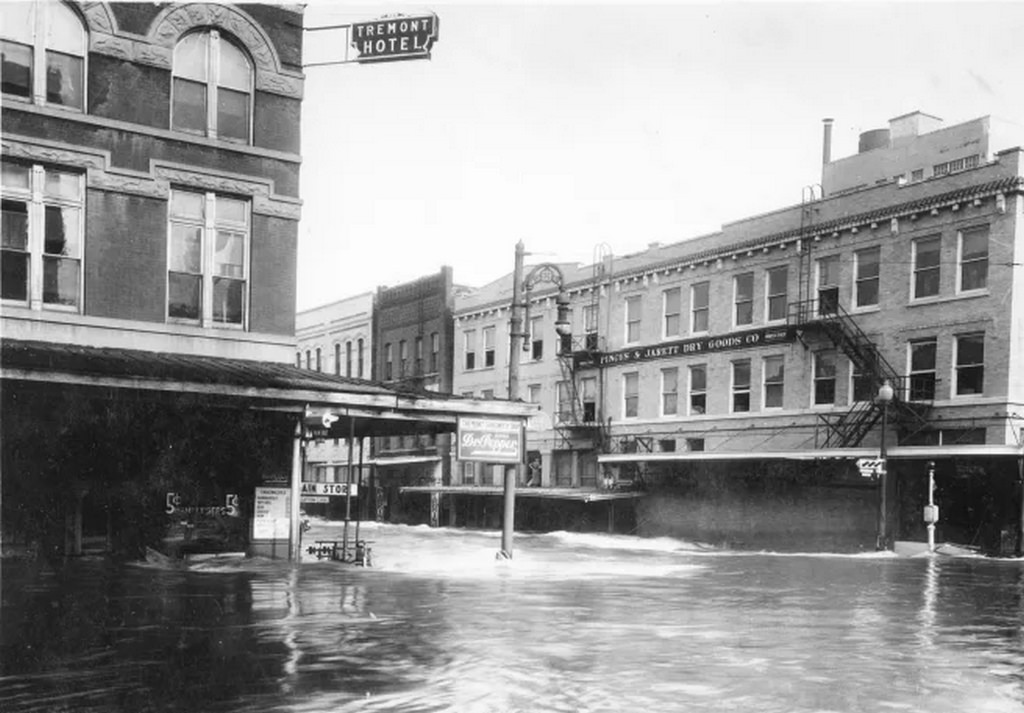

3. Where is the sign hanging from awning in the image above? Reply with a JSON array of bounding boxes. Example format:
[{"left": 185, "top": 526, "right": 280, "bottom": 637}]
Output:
[
  {"left": 457, "top": 417, "right": 523, "bottom": 464},
  {"left": 351, "top": 14, "right": 439, "bottom": 63}
]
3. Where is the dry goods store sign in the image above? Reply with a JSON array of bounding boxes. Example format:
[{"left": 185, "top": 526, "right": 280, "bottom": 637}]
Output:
[
  {"left": 458, "top": 417, "right": 523, "bottom": 464},
  {"left": 578, "top": 326, "right": 797, "bottom": 368},
  {"left": 351, "top": 14, "right": 439, "bottom": 63}
]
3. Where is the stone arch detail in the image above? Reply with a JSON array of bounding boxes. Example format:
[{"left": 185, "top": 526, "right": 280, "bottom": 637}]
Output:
[{"left": 80, "top": 2, "right": 117, "bottom": 35}]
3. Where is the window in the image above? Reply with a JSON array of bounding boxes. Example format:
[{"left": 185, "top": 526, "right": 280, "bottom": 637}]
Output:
[
  {"left": 732, "top": 360, "right": 751, "bottom": 412},
  {"left": 817, "top": 255, "right": 840, "bottom": 315},
  {"left": 464, "top": 330, "right": 477, "bottom": 370},
  {"left": 763, "top": 356, "right": 784, "bottom": 408},
  {"left": 766, "top": 266, "right": 788, "bottom": 322},
  {"left": 691, "top": 282, "right": 709, "bottom": 333},
  {"left": 384, "top": 343, "right": 393, "bottom": 380},
  {"left": 813, "top": 351, "right": 837, "bottom": 405},
  {"left": 912, "top": 236, "right": 941, "bottom": 299},
  {"left": 315, "top": 347, "right": 321, "bottom": 372},
  {"left": 689, "top": 364, "right": 707, "bottom": 415},
  {"left": 734, "top": 272, "right": 754, "bottom": 326},
  {"left": 295, "top": 352, "right": 301, "bottom": 368},
  {"left": 481, "top": 389, "right": 494, "bottom": 400},
  {"left": 430, "top": 332, "right": 439, "bottom": 373},
  {"left": 172, "top": 30, "right": 252, "bottom": 142},
  {"left": 345, "top": 341, "right": 353, "bottom": 377},
  {"left": 850, "top": 361, "right": 874, "bottom": 403},
  {"left": 661, "top": 367, "right": 678, "bottom": 416},
  {"left": 305, "top": 350, "right": 311, "bottom": 370},
  {"left": 663, "top": 287, "right": 681, "bottom": 337},
  {"left": 414, "top": 336, "right": 423, "bottom": 375},
  {"left": 958, "top": 226, "right": 988, "bottom": 292},
  {"left": 167, "top": 189, "right": 249, "bottom": 326},
  {"left": 461, "top": 461, "right": 476, "bottom": 485},
  {"left": 933, "top": 155, "right": 979, "bottom": 176},
  {"left": 1, "top": 1, "right": 86, "bottom": 110},
  {"left": 581, "top": 377, "right": 597, "bottom": 422},
  {"left": 483, "top": 326, "right": 495, "bottom": 367},
  {"left": 955, "top": 333, "right": 984, "bottom": 396},
  {"left": 583, "top": 303, "right": 599, "bottom": 349},
  {"left": 911, "top": 169, "right": 924, "bottom": 182},
  {"left": 333, "top": 343, "right": 340, "bottom": 375},
  {"left": 854, "top": 247, "right": 880, "bottom": 308},
  {"left": 357, "top": 338, "right": 365, "bottom": 377},
  {"left": 556, "top": 381, "right": 572, "bottom": 422},
  {"left": 527, "top": 384, "right": 541, "bottom": 404},
  {"left": 909, "top": 338, "right": 937, "bottom": 401},
  {"left": 623, "top": 372, "right": 639, "bottom": 418},
  {"left": 398, "top": 340, "right": 408, "bottom": 377},
  {"left": 2, "top": 162, "right": 83, "bottom": 309},
  {"left": 625, "top": 295, "right": 641, "bottom": 343},
  {"left": 530, "top": 316, "right": 543, "bottom": 360}
]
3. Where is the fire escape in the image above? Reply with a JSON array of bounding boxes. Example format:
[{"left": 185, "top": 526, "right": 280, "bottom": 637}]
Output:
[{"left": 792, "top": 188, "right": 931, "bottom": 448}]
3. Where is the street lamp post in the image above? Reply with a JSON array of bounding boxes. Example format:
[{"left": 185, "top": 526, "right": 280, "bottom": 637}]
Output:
[{"left": 876, "top": 379, "right": 894, "bottom": 551}]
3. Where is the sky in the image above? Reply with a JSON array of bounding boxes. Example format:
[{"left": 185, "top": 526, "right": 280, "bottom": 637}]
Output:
[{"left": 296, "top": 1, "right": 1024, "bottom": 311}]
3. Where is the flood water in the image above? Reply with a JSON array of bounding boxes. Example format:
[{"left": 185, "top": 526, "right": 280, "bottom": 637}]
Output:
[{"left": 3, "top": 521, "right": 1024, "bottom": 713}]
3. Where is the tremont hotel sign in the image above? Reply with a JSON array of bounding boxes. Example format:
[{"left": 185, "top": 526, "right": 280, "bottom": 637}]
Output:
[
  {"left": 351, "top": 14, "right": 439, "bottom": 63},
  {"left": 574, "top": 326, "right": 797, "bottom": 368}
]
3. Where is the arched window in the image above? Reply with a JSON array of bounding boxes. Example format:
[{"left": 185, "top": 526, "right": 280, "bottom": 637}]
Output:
[
  {"left": 172, "top": 29, "right": 252, "bottom": 142},
  {"left": 1, "top": 1, "right": 86, "bottom": 110}
]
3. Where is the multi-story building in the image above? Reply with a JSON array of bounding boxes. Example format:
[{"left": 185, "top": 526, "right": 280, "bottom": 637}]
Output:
[{"left": 453, "top": 112, "right": 1024, "bottom": 553}]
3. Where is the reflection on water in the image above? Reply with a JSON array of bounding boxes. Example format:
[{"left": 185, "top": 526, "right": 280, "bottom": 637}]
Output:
[{"left": 3, "top": 522, "right": 1024, "bottom": 712}]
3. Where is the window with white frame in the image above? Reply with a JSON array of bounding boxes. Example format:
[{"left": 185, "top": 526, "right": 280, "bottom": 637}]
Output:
[
  {"left": 912, "top": 235, "right": 941, "bottom": 299},
  {"left": 582, "top": 303, "right": 598, "bottom": 349},
  {"left": 813, "top": 351, "right": 837, "bottom": 405},
  {"left": 2, "top": 162, "right": 82, "bottom": 309},
  {"left": 483, "top": 326, "right": 496, "bottom": 367},
  {"left": 958, "top": 226, "right": 988, "bottom": 292},
  {"left": 817, "top": 255, "right": 840, "bottom": 315},
  {"left": 954, "top": 333, "right": 984, "bottom": 396},
  {"left": 1, "top": 1, "right": 86, "bottom": 110},
  {"left": 854, "top": 247, "right": 880, "bottom": 308},
  {"left": 527, "top": 383, "right": 541, "bottom": 404},
  {"left": 172, "top": 30, "right": 252, "bottom": 142},
  {"left": 732, "top": 360, "right": 751, "bottom": 412},
  {"left": 766, "top": 266, "right": 788, "bottom": 322},
  {"left": 581, "top": 376, "right": 597, "bottom": 421},
  {"left": 663, "top": 287, "right": 681, "bottom": 337},
  {"left": 849, "top": 360, "right": 874, "bottom": 403},
  {"left": 661, "top": 367, "right": 679, "bottom": 416},
  {"left": 763, "top": 356, "right": 784, "bottom": 408},
  {"left": 689, "top": 364, "right": 707, "bottom": 415},
  {"left": 691, "top": 281, "right": 709, "bottom": 333},
  {"left": 909, "top": 338, "right": 937, "bottom": 401},
  {"left": 398, "top": 340, "right": 408, "bottom": 377},
  {"left": 384, "top": 342, "right": 393, "bottom": 380},
  {"left": 167, "top": 189, "right": 249, "bottom": 327},
  {"left": 734, "top": 272, "right": 754, "bottom": 326},
  {"left": 623, "top": 372, "right": 639, "bottom": 419},
  {"left": 463, "top": 329, "right": 476, "bottom": 370},
  {"left": 625, "top": 295, "right": 642, "bottom": 343},
  {"left": 530, "top": 315, "right": 543, "bottom": 360}
]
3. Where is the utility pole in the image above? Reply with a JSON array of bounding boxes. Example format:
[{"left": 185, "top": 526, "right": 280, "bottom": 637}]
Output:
[{"left": 501, "top": 240, "right": 526, "bottom": 558}]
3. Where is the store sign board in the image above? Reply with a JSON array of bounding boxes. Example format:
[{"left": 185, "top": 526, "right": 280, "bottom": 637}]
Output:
[
  {"left": 351, "top": 14, "right": 439, "bottom": 63},
  {"left": 574, "top": 326, "right": 797, "bottom": 368},
  {"left": 301, "top": 482, "right": 358, "bottom": 497},
  {"left": 252, "top": 487, "right": 291, "bottom": 540},
  {"left": 457, "top": 417, "right": 523, "bottom": 464}
]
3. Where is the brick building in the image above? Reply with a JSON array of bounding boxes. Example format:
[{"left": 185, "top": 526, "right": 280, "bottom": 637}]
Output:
[{"left": 452, "top": 112, "right": 1024, "bottom": 553}]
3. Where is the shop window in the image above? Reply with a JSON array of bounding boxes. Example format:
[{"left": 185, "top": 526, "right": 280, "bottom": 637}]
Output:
[
  {"left": 954, "top": 333, "right": 984, "bottom": 396},
  {"left": 958, "top": 226, "right": 988, "bottom": 293},
  {"left": 689, "top": 364, "right": 706, "bottom": 415},
  {"left": 661, "top": 367, "right": 678, "bottom": 416},
  {"left": 766, "top": 266, "right": 788, "bottom": 322},
  {"left": 854, "top": 247, "right": 880, "bottom": 308},
  {"left": 167, "top": 189, "right": 249, "bottom": 327},
  {"left": 172, "top": 29, "right": 252, "bottom": 142},
  {"left": 814, "top": 351, "right": 836, "bottom": 405},
  {"left": 763, "top": 355, "right": 784, "bottom": 408},
  {"left": 623, "top": 372, "right": 639, "bottom": 419},
  {"left": 483, "top": 326, "right": 495, "bottom": 367},
  {"left": 909, "top": 338, "right": 937, "bottom": 401},
  {"left": 663, "top": 287, "right": 681, "bottom": 338},
  {"left": 734, "top": 272, "right": 754, "bottom": 326},
  {"left": 625, "top": 295, "right": 641, "bottom": 343},
  {"left": 691, "top": 281, "right": 709, "bottom": 333},
  {"left": 732, "top": 360, "right": 751, "bottom": 413},
  {"left": 1, "top": 162, "right": 83, "bottom": 309},
  {"left": 912, "top": 235, "right": 941, "bottom": 299},
  {"left": 1, "top": 1, "right": 86, "bottom": 110}
]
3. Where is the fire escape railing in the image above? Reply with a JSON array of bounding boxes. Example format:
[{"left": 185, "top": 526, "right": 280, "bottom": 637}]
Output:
[{"left": 553, "top": 334, "right": 607, "bottom": 451}]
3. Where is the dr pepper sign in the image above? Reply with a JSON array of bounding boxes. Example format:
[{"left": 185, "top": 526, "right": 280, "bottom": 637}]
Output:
[{"left": 457, "top": 417, "right": 524, "bottom": 464}]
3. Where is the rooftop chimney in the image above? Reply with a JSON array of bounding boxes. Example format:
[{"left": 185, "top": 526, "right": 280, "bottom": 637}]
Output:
[{"left": 822, "top": 118, "right": 834, "bottom": 165}]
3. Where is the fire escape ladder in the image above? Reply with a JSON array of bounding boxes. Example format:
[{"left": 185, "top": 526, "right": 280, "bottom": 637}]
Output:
[{"left": 817, "top": 400, "right": 882, "bottom": 448}]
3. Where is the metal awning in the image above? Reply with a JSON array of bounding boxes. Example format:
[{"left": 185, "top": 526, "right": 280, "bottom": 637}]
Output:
[
  {"left": 598, "top": 444, "right": 1023, "bottom": 464},
  {"left": 2, "top": 339, "right": 537, "bottom": 437},
  {"left": 400, "top": 485, "right": 645, "bottom": 502}
]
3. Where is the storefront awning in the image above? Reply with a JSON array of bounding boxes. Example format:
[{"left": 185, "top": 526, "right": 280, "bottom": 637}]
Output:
[
  {"left": 598, "top": 444, "right": 1024, "bottom": 464},
  {"left": 1, "top": 339, "right": 537, "bottom": 437}
]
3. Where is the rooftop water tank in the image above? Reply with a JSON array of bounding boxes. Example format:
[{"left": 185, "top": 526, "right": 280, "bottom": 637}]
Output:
[{"left": 859, "top": 128, "right": 890, "bottom": 153}]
